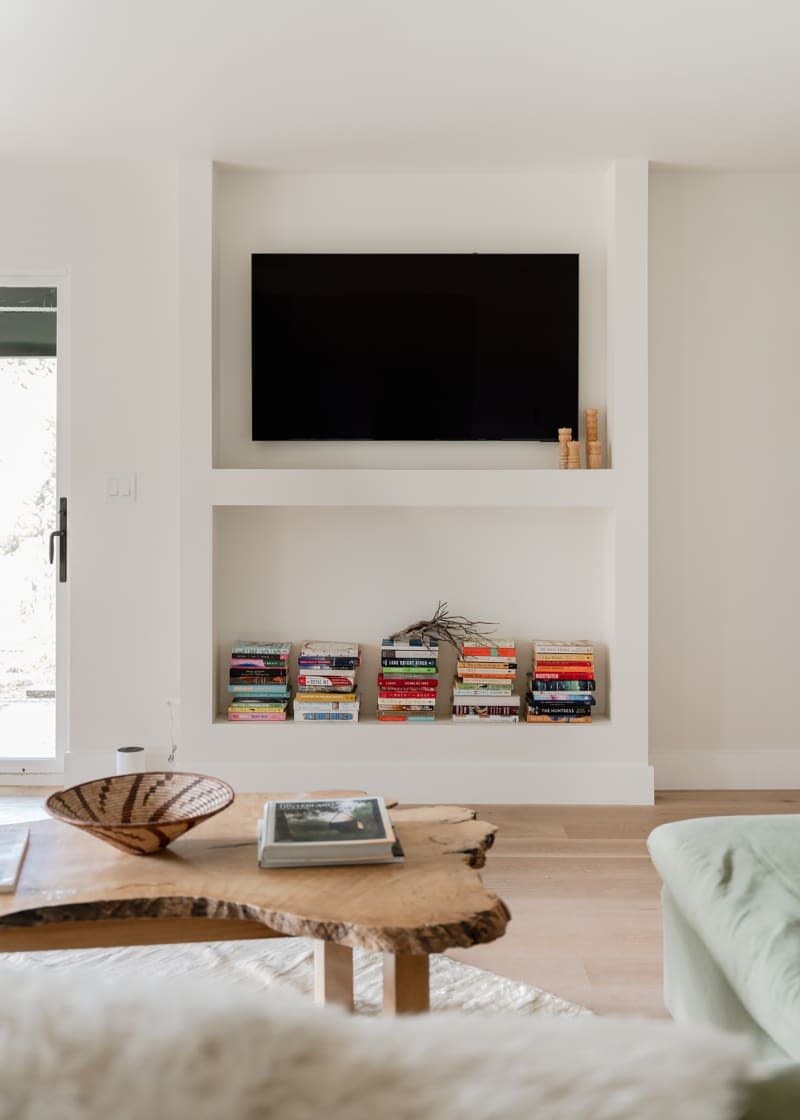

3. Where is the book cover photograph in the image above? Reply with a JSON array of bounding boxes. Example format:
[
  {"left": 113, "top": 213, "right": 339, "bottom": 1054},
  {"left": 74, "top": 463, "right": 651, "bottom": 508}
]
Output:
[
  {"left": 267, "top": 797, "right": 393, "bottom": 847},
  {"left": 259, "top": 796, "right": 401, "bottom": 868}
]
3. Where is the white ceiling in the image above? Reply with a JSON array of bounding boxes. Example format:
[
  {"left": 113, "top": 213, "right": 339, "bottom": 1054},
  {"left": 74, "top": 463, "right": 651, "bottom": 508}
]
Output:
[{"left": 3, "top": 0, "right": 800, "bottom": 171}]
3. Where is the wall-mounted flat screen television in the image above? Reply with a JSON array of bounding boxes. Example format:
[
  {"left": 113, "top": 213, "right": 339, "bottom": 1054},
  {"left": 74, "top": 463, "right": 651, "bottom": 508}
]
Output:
[{"left": 251, "top": 253, "right": 578, "bottom": 441}]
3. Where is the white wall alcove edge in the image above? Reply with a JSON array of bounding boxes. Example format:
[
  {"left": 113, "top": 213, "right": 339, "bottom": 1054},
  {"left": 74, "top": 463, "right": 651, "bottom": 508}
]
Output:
[{"left": 174, "top": 159, "right": 651, "bottom": 804}]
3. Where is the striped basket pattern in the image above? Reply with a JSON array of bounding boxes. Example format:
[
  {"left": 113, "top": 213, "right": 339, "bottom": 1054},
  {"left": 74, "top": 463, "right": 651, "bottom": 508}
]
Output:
[{"left": 45, "top": 771, "right": 235, "bottom": 855}]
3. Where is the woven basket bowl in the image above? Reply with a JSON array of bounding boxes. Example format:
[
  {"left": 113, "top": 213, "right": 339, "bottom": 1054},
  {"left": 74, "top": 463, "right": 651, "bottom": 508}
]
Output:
[{"left": 45, "top": 771, "right": 235, "bottom": 855}]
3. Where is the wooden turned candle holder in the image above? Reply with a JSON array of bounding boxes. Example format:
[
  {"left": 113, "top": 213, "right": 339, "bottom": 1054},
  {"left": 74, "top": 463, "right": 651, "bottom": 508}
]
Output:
[
  {"left": 587, "top": 439, "right": 602, "bottom": 469},
  {"left": 585, "top": 409, "right": 599, "bottom": 444},
  {"left": 558, "top": 427, "right": 572, "bottom": 470},
  {"left": 567, "top": 440, "right": 581, "bottom": 469}
]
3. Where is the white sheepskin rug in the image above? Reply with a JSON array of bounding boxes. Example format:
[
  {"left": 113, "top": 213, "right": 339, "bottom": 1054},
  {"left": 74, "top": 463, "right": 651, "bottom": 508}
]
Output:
[
  {"left": 0, "top": 937, "right": 587, "bottom": 1017},
  {"left": 0, "top": 965, "right": 752, "bottom": 1120}
]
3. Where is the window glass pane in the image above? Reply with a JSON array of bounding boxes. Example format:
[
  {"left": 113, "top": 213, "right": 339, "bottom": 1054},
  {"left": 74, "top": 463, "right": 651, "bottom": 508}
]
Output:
[{"left": 0, "top": 287, "right": 57, "bottom": 357}]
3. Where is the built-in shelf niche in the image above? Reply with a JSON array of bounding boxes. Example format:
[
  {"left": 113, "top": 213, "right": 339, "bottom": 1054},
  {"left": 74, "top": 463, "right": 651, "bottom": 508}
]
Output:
[
  {"left": 213, "top": 503, "right": 611, "bottom": 720},
  {"left": 178, "top": 159, "right": 651, "bottom": 802}
]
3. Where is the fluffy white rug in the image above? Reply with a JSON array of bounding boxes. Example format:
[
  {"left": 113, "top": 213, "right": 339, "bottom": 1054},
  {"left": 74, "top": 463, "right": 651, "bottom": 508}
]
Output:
[
  {"left": 0, "top": 937, "right": 587, "bottom": 1018},
  {"left": 0, "top": 963, "right": 753, "bottom": 1120}
]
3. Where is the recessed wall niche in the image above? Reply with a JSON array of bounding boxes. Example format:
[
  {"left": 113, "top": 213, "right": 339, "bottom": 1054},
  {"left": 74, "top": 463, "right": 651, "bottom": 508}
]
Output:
[
  {"left": 212, "top": 165, "right": 608, "bottom": 470},
  {"left": 213, "top": 504, "right": 611, "bottom": 719}
]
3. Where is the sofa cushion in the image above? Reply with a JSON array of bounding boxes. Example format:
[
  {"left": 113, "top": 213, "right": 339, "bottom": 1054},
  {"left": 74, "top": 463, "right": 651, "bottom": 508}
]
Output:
[
  {"left": 648, "top": 814, "right": 800, "bottom": 1060},
  {"left": 0, "top": 964, "right": 752, "bottom": 1120}
]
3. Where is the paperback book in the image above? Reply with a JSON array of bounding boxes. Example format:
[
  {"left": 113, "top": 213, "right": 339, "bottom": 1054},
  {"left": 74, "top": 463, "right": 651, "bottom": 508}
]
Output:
[
  {"left": 232, "top": 641, "right": 291, "bottom": 658},
  {"left": 294, "top": 712, "right": 359, "bottom": 721}
]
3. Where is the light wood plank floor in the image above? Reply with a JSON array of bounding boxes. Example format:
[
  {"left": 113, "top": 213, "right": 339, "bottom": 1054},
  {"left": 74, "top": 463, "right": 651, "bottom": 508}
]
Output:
[
  {"left": 448, "top": 791, "right": 800, "bottom": 1015},
  {"left": 3, "top": 788, "right": 799, "bottom": 1016}
]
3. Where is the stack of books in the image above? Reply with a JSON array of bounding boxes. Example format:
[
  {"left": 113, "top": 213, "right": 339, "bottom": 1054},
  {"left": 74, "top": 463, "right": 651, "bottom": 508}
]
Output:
[
  {"left": 377, "top": 637, "right": 439, "bottom": 722},
  {"left": 293, "top": 641, "right": 361, "bottom": 721},
  {"left": 452, "top": 639, "right": 520, "bottom": 722},
  {"left": 258, "top": 795, "right": 403, "bottom": 867},
  {"left": 227, "top": 640, "right": 291, "bottom": 721},
  {"left": 525, "top": 640, "right": 596, "bottom": 723}
]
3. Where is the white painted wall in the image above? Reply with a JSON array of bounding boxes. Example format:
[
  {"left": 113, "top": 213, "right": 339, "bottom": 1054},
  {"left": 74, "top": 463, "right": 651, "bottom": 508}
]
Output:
[
  {"left": 0, "top": 162, "right": 180, "bottom": 773},
  {"left": 214, "top": 168, "right": 609, "bottom": 469},
  {"left": 11, "top": 159, "right": 797, "bottom": 792},
  {"left": 650, "top": 171, "right": 800, "bottom": 787}
]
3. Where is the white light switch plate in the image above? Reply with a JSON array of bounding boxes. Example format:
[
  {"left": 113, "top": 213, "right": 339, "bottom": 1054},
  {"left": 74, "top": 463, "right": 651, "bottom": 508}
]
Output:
[{"left": 105, "top": 473, "right": 136, "bottom": 501}]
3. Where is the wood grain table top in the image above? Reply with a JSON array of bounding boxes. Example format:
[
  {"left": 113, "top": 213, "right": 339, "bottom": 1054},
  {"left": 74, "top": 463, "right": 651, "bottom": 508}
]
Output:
[{"left": 0, "top": 792, "right": 510, "bottom": 954}]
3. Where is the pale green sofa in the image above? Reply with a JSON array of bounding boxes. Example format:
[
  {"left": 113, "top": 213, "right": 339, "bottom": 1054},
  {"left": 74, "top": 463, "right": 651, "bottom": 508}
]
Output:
[{"left": 648, "top": 814, "right": 800, "bottom": 1117}]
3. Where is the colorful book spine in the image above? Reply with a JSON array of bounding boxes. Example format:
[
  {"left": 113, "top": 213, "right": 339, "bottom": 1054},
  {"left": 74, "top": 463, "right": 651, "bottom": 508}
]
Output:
[
  {"left": 228, "top": 711, "right": 288, "bottom": 721},
  {"left": 229, "top": 671, "right": 288, "bottom": 683},
  {"left": 378, "top": 700, "right": 436, "bottom": 709},
  {"left": 533, "top": 654, "right": 587, "bottom": 663},
  {"left": 229, "top": 703, "right": 289, "bottom": 713},
  {"left": 298, "top": 689, "right": 356, "bottom": 698},
  {"left": 297, "top": 674, "right": 356, "bottom": 689},
  {"left": 531, "top": 691, "right": 596, "bottom": 702},
  {"left": 293, "top": 698, "right": 360, "bottom": 707},
  {"left": 461, "top": 642, "right": 517, "bottom": 658},
  {"left": 453, "top": 704, "right": 520, "bottom": 717},
  {"left": 228, "top": 684, "right": 291, "bottom": 695},
  {"left": 533, "top": 671, "right": 596, "bottom": 681},
  {"left": 227, "top": 654, "right": 286, "bottom": 663},
  {"left": 379, "top": 667, "right": 439, "bottom": 676},
  {"left": 525, "top": 713, "right": 592, "bottom": 724},
  {"left": 378, "top": 685, "right": 436, "bottom": 694},
  {"left": 295, "top": 712, "right": 358, "bottom": 721},
  {"left": 452, "top": 714, "right": 520, "bottom": 723},
  {"left": 297, "top": 657, "right": 360, "bottom": 669},
  {"left": 300, "top": 642, "right": 359, "bottom": 657},
  {"left": 453, "top": 679, "right": 513, "bottom": 691},
  {"left": 377, "top": 713, "right": 436, "bottom": 722},
  {"left": 380, "top": 657, "right": 438, "bottom": 668},
  {"left": 232, "top": 642, "right": 291, "bottom": 656},
  {"left": 529, "top": 676, "right": 595, "bottom": 692},
  {"left": 528, "top": 703, "right": 594, "bottom": 716},
  {"left": 381, "top": 637, "right": 439, "bottom": 649},
  {"left": 533, "top": 642, "right": 594, "bottom": 655}
]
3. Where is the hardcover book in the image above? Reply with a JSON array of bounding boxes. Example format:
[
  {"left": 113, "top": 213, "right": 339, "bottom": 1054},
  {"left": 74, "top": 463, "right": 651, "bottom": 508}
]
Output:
[
  {"left": 232, "top": 641, "right": 291, "bottom": 658},
  {"left": 258, "top": 796, "right": 400, "bottom": 868},
  {"left": 297, "top": 673, "right": 356, "bottom": 690}
]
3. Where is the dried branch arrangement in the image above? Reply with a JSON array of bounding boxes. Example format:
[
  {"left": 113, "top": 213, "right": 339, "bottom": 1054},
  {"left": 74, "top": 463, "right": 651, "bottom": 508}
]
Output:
[{"left": 390, "top": 601, "right": 497, "bottom": 652}]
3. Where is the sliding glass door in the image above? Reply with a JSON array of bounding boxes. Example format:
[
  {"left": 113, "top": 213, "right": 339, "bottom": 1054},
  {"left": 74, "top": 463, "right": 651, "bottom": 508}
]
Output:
[{"left": 0, "top": 281, "right": 68, "bottom": 773}]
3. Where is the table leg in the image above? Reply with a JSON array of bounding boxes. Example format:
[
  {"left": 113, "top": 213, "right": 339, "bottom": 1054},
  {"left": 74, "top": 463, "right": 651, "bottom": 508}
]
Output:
[
  {"left": 313, "top": 940, "right": 354, "bottom": 1012},
  {"left": 383, "top": 952, "right": 430, "bottom": 1014}
]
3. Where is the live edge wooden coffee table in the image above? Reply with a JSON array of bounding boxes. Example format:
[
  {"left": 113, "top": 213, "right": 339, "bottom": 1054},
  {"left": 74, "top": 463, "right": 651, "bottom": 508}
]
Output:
[{"left": 0, "top": 792, "right": 509, "bottom": 1014}]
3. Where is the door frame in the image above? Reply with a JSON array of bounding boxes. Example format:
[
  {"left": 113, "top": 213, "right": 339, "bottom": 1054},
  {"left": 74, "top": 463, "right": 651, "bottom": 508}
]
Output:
[{"left": 0, "top": 269, "right": 70, "bottom": 776}]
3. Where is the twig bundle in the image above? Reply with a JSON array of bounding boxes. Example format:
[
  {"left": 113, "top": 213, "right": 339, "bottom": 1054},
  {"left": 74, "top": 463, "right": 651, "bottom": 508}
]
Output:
[{"left": 390, "top": 601, "right": 497, "bottom": 652}]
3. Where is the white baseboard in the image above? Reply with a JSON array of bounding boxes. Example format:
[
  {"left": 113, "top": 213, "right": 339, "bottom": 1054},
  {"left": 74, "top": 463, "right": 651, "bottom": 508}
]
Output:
[
  {"left": 64, "top": 752, "right": 654, "bottom": 805},
  {"left": 654, "top": 750, "right": 800, "bottom": 790}
]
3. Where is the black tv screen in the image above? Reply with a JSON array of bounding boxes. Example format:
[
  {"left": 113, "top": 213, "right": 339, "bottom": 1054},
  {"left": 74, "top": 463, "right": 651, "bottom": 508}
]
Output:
[{"left": 251, "top": 253, "right": 578, "bottom": 441}]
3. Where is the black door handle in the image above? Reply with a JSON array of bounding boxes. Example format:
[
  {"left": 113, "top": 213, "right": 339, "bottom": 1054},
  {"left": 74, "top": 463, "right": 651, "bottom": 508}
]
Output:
[{"left": 48, "top": 497, "right": 67, "bottom": 582}]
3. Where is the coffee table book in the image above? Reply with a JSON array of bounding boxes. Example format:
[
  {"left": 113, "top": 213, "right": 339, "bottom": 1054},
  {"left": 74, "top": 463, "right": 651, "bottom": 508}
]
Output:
[
  {"left": 258, "top": 796, "right": 403, "bottom": 868},
  {"left": 0, "top": 828, "right": 29, "bottom": 893}
]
